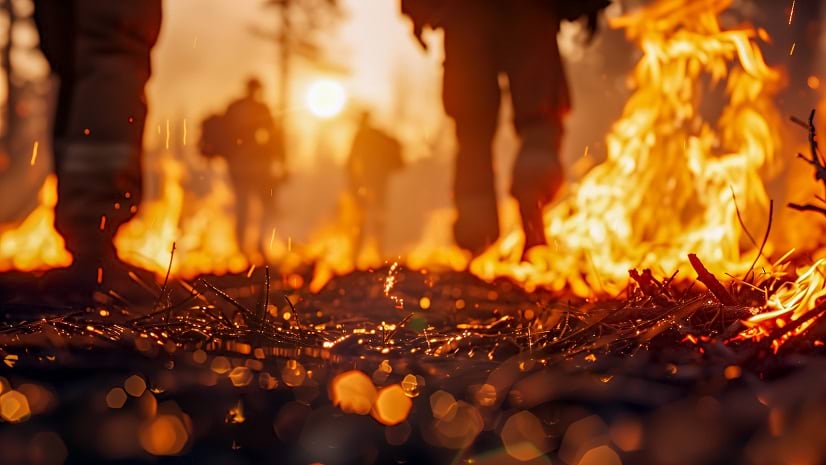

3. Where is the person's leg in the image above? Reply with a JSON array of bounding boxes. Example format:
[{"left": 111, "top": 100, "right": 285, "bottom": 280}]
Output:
[
  {"left": 442, "top": 9, "right": 502, "bottom": 255},
  {"left": 55, "top": 0, "right": 161, "bottom": 284},
  {"left": 32, "top": 0, "right": 75, "bottom": 144},
  {"left": 503, "top": 1, "right": 569, "bottom": 253},
  {"left": 232, "top": 175, "right": 252, "bottom": 258}
]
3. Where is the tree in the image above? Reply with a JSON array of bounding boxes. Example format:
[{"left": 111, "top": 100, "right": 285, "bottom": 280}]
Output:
[{"left": 252, "top": 0, "right": 343, "bottom": 159}]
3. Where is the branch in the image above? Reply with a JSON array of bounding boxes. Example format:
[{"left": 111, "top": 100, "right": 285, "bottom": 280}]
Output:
[
  {"left": 789, "top": 110, "right": 826, "bottom": 218},
  {"left": 688, "top": 253, "right": 736, "bottom": 305}
]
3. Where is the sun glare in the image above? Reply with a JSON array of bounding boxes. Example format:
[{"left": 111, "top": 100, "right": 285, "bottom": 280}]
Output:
[{"left": 305, "top": 79, "right": 347, "bottom": 119}]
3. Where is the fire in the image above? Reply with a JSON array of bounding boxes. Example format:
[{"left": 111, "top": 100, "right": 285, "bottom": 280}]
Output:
[
  {"left": 737, "top": 256, "right": 826, "bottom": 352},
  {"left": 114, "top": 156, "right": 248, "bottom": 277},
  {"left": 0, "top": 0, "right": 794, "bottom": 305},
  {"left": 469, "top": 0, "right": 782, "bottom": 295},
  {"left": 0, "top": 175, "right": 71, "bottom": 271}
]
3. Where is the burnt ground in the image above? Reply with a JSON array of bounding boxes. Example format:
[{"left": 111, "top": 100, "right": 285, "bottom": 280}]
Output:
[{"left": 1, "top": 265, "right": 826, "bottom": 465}]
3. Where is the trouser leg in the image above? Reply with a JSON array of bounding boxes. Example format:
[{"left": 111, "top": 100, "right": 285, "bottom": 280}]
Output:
[
  {"left": 48, "top": 0, "right": 161, "bottom": 274},
  {"left": 511, "top": 122, "right": 564, "bottom": 251},
  {"left": 233, "top": 181, "right": 252, "bottom": 255},
  {"left": 442, "top": 14, "right": 502, "bottom": 255},
  {"left": 452, "top": 119, "right": 500, "bottom": 254},
  {"left": 502, "top": 1, "right": 568, "bottom": 253}
]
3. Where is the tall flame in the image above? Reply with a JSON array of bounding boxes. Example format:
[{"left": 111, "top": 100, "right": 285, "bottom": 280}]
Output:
[
  {"left": 469, "top": 0, "right": 782, "bottom": 295},
  {"left": 0, "top": 0, "right": 788, "bottom": 302}
]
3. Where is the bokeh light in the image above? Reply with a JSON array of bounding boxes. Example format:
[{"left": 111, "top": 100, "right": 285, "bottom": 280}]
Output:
[
  {"left": 105, "top": 388, "right": 128, "bottom": 409},
  {"left": 330, "top": 370, "right": 377, "bottom": 415},
  {"left": 0, "top": 390, "right": 31, "bottom": 423},
  {"left": 372, "top": 384, "right": 412, "bottom": 426},
  {"left": 124, "top": 375, "right": 147, "bottom": 397},
  {"left": 501, "top": 410, "right": 551, "bottom": 461},
  {"left": 139, "top": 415, "right": 189, "bottom": 456}
]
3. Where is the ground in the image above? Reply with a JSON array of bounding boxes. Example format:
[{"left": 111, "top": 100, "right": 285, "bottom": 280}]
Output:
[{"left": 0, "top": 265, "right": 824, "bottom": 465}]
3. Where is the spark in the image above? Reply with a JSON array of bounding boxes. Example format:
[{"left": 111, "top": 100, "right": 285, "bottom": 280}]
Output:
[
  {"left": 384, "top": 262, "right": 404, "bottom": 308},
  {"left": 246, "top": 264, "right": 256, "bottom": 278},
  {"left": 29, "top": 141, "right": 38, "bottom": 165},
  {"left": 183, "top": 119, "right": 188, "bottom": 146},
  {"left": 270, "top": 228, "right": 277, "bottom": 250},
  {"left": 165, "top": 119, "right": 170, "bottom": 150},
  {"left": 790, "top": 42, "right": 796, "bottom": 56},
  {"left": 788, "top": 0, "right": 796, "bottom": 25}
]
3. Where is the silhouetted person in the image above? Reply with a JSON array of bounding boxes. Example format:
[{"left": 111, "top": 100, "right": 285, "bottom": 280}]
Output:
[
  {"left": 32, "top": 0, "right": 162, "bottom": 298},
  {"left": 205, "top": 78, "right": 285, "bottom": 260},
  {"left": 402, "top": 0, "right": 608, "bottom": 256},
  {"left": 346, "top": 111, "right": 404, "bottom": 256}
]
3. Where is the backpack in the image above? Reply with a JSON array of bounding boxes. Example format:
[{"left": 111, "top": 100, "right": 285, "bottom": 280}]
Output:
[{"left": 199, "top": 113, "right": 231, "bottom": 159}]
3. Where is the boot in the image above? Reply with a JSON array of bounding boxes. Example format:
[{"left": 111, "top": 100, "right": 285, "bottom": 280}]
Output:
[
  {"left": 511, "top": 123, "right": 564, "bottom": 260},
  {"left": 45, "top": 142, "right": 158, "bottom": 308},
  {"left": 453, "top": 193, "right": 500, "bottom": 256}
]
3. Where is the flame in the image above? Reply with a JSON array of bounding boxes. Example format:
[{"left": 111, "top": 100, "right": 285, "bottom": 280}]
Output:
[
  {"left": 469, "top": 0, "right": 782, "bottom": 295},
  {"left": 0, "top": 0, "right": 790, "bottom": 303},
  {"left": 0, "top": 175, "right": 71, "bottom": 271},
  {"left": 738, "top": 256, "right": 826, "bottom": 352},
  {"left": 114, "top": 156, "right": 248, "bottom": 277}
]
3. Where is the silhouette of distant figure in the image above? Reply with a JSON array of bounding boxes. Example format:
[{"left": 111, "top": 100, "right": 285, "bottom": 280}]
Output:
[
  {"left": 200, "top": 78, "right": 285, "bottom": 260},
  {"left": 346, "top": 112, "right": 403, "bottom": 256},
  {"left": 402, "top": 0, "right": 608, "bottom": 256},
  {"left": 31, "top": 0, "right": 162, "bottom": 297}
]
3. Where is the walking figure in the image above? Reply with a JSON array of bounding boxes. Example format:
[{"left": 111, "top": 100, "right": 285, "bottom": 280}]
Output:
[
  {"left": 200, "top": 78, "right": 286, "bottom": 261},
  {"left": 346, "top": 111, "right": 404, "bottom": 258}
]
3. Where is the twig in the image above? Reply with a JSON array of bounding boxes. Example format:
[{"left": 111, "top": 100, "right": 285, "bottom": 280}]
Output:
[
  {"left": 283, "top": 294, "right": 302, "bottom": 333},
  {"left": 788, "top": 110, "right": 826, "bottom": 216},
  {"left": 198, "top": 279, "right": 251, "bottom": 327},
  {"left": 730, "top": 187, "right": 759, "bottom": 248},
  {"left": 688, "top": 254, "right": 736, "bottom": 305},
  {"left": 262, "top": 266, "right": 270, "bottom": 328},
  {"left": 159, "top": 242, "right": 176, "bottom": 324},
  {"left": 747, "top": 200, "right": 773, "bottom": 278}
]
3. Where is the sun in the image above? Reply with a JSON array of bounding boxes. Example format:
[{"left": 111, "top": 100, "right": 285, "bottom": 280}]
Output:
[{"left": 305, "top": 79, "right": 348, "bottom": 119}]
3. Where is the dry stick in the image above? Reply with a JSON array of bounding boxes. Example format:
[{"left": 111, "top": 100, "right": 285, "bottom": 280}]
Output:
[
  {"left": 159, "top": 242, "right": 176, "bottom": 324},
  {"left": 130, "top": 292, "right": 200, "bottom": 325},
  {"left": 789, "top": 110, "right": 826, "bottom": 215},
  {"left": 263, "top": 266, "right": 270, "bottom": 328},
  {"left": 283, "top": 294, "right": 302, "bottom": 334},
  {"left": 688, "top": 253, "right": 736, "bottom": 305},
  {"left": 198, "top": 279, "right": 251, "bottom": 328},
  {"left": 383, "top": 313, "right": 414, "bottom": 346},
  {"left": 730, "top": 187, "right": 760, "bottom": 248},
  {"left": 747, "top": 200, "right": 774, "bottom": 278}
]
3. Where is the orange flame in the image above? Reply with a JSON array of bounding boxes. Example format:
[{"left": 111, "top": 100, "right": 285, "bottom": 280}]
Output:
[
  {"left": 0, "top": 175, "right": 71, "bottom": 271},
  {"left": 468, "top": 0, "right": 782, "bottom": 295}
]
